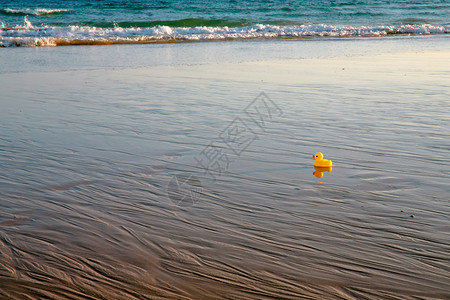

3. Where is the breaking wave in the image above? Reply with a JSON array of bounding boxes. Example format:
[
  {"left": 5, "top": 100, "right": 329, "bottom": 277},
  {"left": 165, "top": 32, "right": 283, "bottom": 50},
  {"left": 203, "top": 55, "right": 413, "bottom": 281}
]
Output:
[
  {"left": 1, "top": 8, "right": 68, "bottom": 16},
  {"left": 1, "top": 18, "right": 449, "bottom": 47}
]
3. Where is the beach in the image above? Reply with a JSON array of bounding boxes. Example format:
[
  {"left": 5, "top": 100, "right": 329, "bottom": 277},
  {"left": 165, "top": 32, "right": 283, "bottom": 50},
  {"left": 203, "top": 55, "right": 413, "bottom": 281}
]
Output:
[{"left": 1, "top": 35, "right": 449, "bottom": 298}]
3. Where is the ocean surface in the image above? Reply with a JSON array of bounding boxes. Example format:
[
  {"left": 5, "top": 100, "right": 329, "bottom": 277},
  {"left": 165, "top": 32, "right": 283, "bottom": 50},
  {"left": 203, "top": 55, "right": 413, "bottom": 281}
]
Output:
[{"left": 1, "top": 0, "right": 449, "bottom": 46}]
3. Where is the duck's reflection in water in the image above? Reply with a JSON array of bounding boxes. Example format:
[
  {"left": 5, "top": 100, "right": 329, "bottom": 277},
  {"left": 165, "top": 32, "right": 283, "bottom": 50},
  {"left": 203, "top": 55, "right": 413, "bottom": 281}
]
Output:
[{"left": 313, "top": 166, "right": 332, "bottom": 178}]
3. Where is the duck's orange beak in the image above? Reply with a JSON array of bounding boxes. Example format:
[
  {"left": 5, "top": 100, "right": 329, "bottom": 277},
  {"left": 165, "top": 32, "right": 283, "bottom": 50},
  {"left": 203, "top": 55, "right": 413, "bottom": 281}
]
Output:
[{"left": 313, "top": 155, "right": 315, "bottom": 158}]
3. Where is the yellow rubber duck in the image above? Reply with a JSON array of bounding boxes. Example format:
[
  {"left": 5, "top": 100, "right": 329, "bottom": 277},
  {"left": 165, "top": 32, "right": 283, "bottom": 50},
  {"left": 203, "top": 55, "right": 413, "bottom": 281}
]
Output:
[{"left": 313, "top": 152, "right": 332, "bottom": 167}]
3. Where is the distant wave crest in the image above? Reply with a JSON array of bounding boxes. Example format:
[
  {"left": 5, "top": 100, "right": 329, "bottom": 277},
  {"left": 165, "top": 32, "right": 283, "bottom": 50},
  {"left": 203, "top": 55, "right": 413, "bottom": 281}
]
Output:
[
  {"left": 2, "top": 8, "right": 68, "bottom": 16},
  {"left": 1, "top": 18, "right": 449, "bottom": 47}
]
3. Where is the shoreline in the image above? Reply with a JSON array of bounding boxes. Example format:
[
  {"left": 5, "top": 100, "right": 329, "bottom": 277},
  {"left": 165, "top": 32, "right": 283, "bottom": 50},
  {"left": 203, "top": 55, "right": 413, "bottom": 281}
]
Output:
[
  {"left": 1, "top": 21, "right": 449, "bottom": 47},
  {"left": 1, "top": 34, "right": 450, "bottom": 74}
]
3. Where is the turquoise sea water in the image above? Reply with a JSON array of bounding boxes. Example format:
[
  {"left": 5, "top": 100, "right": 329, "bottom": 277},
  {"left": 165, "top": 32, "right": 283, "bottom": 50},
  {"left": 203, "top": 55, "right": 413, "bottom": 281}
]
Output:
[{"left": 1, "top": 0, "right": 449, "bottom": 46}]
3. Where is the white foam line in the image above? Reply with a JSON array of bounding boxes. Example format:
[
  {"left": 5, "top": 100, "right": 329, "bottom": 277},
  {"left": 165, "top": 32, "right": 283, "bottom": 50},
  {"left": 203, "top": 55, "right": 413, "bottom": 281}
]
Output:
[
  {"left": 1, "top": 18, "right": 449, "bottom": 47},
  {"left": 3, "top": 8, "right": 68, "bottom": 16}
]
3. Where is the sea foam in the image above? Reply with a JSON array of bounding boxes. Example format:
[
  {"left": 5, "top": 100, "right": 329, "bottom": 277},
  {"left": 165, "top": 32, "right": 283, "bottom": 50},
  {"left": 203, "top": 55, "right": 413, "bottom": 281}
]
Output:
[
  {"left": 2, "top": 8, "right": 68, "bottom": 16},
  {"left": 1, "top": 18, "right": 449, "bottom": 47}
]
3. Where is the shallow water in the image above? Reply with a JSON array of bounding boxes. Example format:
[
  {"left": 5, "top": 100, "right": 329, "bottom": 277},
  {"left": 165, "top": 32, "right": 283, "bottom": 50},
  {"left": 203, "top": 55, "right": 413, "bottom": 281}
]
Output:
[{"left": 0, "top": 38, "right": 449, "bottom": 299}]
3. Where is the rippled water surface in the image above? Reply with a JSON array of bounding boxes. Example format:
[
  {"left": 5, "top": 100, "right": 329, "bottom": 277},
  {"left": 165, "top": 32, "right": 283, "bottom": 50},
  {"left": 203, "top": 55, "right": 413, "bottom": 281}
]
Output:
[
  {"left": 0, "top": 38, "right": 449, "bottom": 299},
  {"left": 2, "top": 0, "right": 449, "bottom": 26}
]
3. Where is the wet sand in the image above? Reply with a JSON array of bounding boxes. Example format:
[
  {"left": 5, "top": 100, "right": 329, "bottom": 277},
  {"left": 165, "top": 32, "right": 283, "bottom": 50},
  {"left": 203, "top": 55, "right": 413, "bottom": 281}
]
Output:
[{"left": 0, "top": 38, "right": 449, "bottom": 299}]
